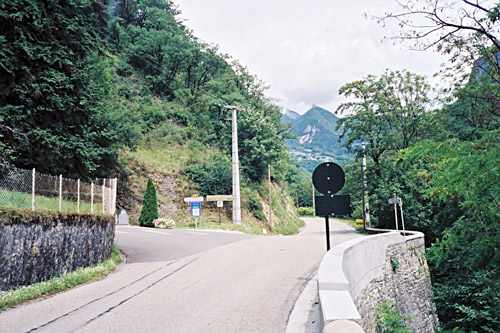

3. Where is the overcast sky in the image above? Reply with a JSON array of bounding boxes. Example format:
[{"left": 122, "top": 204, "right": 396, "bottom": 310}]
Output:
[{"left": 173, "top": 0, "right": 448, "bottom": 114}]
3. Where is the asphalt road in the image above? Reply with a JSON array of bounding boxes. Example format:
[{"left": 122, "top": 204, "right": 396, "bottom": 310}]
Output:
[{"left": 0, "top": 218, "right": 361, "bottom": 333}]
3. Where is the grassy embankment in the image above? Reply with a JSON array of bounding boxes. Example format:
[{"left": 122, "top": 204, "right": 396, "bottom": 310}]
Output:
[{"left": 118, "top": 122, "right": 304, "bottom": 235}]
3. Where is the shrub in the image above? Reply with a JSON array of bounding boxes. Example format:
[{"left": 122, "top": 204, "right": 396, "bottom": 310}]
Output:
[
  {"left": 376, "top": 300, "right": 412, "bottom": 333},
  {"left": 139, "top": 178, "right": 158, "bottom": 227},
  {"left": 246, "top": 192, "right": 265, "bottom": 220},
  {"left": 298, "top": 207, "right": 314, "bottom": 216},
  {"left": 184, "top": 154, "right": 232, "bottom": 195}
]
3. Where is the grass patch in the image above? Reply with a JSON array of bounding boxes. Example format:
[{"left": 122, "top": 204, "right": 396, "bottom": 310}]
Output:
[
  {"left": 0, "top": 189, "right": 104, "bottom": 214},
  {"left": 0, "top": 244, "right": 122, "bottom": 312},
  {"left": 173, "top": 210, "right": 268, "bottom": 235},
  {"left": 270, "top": 185, "right": 303, "bottom": 235}
]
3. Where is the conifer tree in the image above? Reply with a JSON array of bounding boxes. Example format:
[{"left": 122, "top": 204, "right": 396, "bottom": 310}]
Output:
[{"left": 139, "top": 178, "right": 158, "bottom": 227}]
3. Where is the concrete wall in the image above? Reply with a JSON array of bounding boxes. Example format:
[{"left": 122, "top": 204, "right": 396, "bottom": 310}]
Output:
[
  {"left": 0, "top": 210, "right": 115, "bottom": 291},
  {"left": 317, "top": 230, "right": 438, "bottom": 332}
]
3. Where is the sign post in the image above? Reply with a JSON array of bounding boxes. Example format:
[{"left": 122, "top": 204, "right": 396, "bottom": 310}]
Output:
[
  {"left": 312, "top": 162, "right": 353, "bottom": 251},
  {"left": 184, "top": 196, "right": 204, "bottom": 229},
  {"left": 398, "top": 197, "right": 406, "bottom": 234},
  {"left": 191, "top": 201, "right": 201, "bottom": 228},
  {"left": 206, "top": 195, "right": 232, "bottom": 225},
  {"left": 388, "top": 195, "right": 399, "bottom": 231}
]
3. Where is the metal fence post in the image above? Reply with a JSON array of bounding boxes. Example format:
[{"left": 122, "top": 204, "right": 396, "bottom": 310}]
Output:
[
  {"left": 77, "top": 179, "right": 80, "bottom": 214},
  {"left": 112, "top": 178, "right": 117, "bottom": 215},
  {"left": 102, "top": 179, "right": 105, "bottom": 214},
  {"left": 32, "top": 168, "right": 35, "bottom": 211},
  {"left": 59, "top": 174, "right": 62, "bottom": 212},
  {"left": 91, "top": 182, "right": 94, "bottom": 214},
  {"left": 108, "top": 180, "right": 112, "bottom": 214}
]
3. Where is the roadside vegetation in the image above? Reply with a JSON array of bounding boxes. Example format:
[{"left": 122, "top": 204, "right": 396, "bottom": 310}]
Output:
[
  {"left": 0, "top": 189, "right": 103, "bottom": 214},
  {"left": 0, "top": 244, "right": 122, "bottom": 312},
  {"left": 1, "top": 0, "right": 302, "bottom": 234},
  {"left": 287, "top": 2, "right": 500, "bottom": 329},
  {"left": 1, "top": 0, "right": 499, "bottom": 330}
]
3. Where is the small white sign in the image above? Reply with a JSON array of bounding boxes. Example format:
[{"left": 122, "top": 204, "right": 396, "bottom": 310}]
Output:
[
  {"left": 388, "top": 197, "right": 398, "bottom": 204},
  {"left": 184, "top": 196, "right": 204, "bottom": 202},
  {"left": 217, "top": 200, "right": 223, "bottom": 208}
]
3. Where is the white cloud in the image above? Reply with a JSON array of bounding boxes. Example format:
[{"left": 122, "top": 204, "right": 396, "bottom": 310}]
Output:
[{"left": 174, "top": 0, "right": 448, "bottom": 114}]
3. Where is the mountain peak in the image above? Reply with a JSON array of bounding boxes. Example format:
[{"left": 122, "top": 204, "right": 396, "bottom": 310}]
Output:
[
  {"left": 284, "top": 105, "right": 349, "bottom": 173},
  {"left": 281, "top": 108, "right": 301, "bottom": 123},
  {"left": 305, "top": 105, "right": 338, "bottom": 119}
]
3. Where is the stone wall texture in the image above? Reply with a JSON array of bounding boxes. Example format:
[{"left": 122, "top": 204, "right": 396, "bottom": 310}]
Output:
[
  {"left": 355, "top": 235, "right": 439, "bottom": 332},
  {"left": 0, "top": 210, "right": 115, "bottom": 291}
]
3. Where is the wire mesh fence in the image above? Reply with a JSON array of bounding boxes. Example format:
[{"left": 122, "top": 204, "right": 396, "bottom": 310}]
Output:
[{"left": 0, "top": 165, "right": 116, "bottom": 215}]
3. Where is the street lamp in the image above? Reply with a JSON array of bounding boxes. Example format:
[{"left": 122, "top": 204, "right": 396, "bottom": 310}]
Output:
[{"left": 353, "top": 142, "right": 370, "bottom": 231}]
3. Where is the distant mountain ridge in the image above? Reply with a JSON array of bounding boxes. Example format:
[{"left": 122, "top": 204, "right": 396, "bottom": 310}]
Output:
[
  {"left": 282, "top": 109, "right": 301, "bottom": 123},
  {"left": 282, "top": 105, "right": 350, "bottom": 173}
]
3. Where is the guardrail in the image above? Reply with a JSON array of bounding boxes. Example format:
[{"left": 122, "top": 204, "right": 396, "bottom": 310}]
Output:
[{"left": 317, "top": 229, "right": 424, "bottom": 332}]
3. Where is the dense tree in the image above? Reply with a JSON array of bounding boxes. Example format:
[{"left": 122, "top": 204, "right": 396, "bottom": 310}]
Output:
[
  {"left": 0, "top": 0, "right": 117, "bottom": 178},
  {"left": 335, "top": 70, "right": 432, "bottom": 225},
  {"left": 289, "top": 181, "right": 313, "bottom": 207},
  {"left": 139, "top": 178, "right": 158, "bottom": 227},
  {"left": 379, "top": 1, "right": 500, "bottom": 132},
  {"left": 185, "top": 153, "right": 232, "bottom": 195},
  {"left": 378, "top": 1, "right": 500, "bottom": 53},
  {"left": 105, "top": 0, "right": 293, "bottom": 185},
  {"left": 336, "top": 70, "right": 431, "bottom": 153},
  {"left": 400, "top": 132, "right": 500, "bottom": 331}
]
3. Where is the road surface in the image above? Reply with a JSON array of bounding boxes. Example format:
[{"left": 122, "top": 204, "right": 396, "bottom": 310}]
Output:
[{"left": 0, "top": 218, "right": 361, "bottom": 332}]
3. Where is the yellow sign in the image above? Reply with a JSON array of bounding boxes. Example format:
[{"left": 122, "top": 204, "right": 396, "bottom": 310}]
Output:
[{"left": 206, "top": 195, "right": 233, "bottom": 202}]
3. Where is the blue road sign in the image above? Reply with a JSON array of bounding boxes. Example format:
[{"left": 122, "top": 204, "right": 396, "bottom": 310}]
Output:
[{"left": 191, "top": 202, "right": 201, "bottom": 217}]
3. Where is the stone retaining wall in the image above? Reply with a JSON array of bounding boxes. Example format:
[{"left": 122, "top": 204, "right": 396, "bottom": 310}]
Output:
[
  {"left": 0, "top": 210, "right": 115, "bottom": 291},
  {"left": 354, "top": 234, "right": 438, "bottom": 332},
  {"left": 318, "top": 230, "right": 438, "bottom": 332}
]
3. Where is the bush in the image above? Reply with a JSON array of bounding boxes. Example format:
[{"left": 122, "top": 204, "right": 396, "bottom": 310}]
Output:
[
  {"left": 246, "top": 192, "right": 265, "bottom": 220},
  {"left": 376, "top": 300, "right": 412, "bottom": 333},
  {"left": 298, "top": 207, "right": 314, "bottom": 216},
  {"left": 184, "top": 154, "right": 232, "bottom": 195},
  {"left": 139, "top": 178, "right": 158, "bottom": 227}
]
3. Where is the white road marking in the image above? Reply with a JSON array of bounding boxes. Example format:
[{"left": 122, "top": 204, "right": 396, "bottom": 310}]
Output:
[
  {"left": 185, "top": 231, "right": 208, "bottom": 236},
  {"left": 140, "top": 229, "right": 172, "bottom": 236}
]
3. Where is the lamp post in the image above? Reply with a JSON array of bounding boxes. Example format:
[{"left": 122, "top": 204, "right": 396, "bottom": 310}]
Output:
[{"left": 354, "top": 142, "right": 370, "bottom": 232}]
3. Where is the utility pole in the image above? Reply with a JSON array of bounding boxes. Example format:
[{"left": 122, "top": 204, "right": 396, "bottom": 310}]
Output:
[
  {"left": 268, "top": 164, "right": 273, "bottom": 231},
  {"left": 216, "top": 104, "right": 242, "bottom": 225},
  {"left": 217, "top": 103, "right": 243, "bottom": 225},
  {"left": 231, "top": 107, "right": 242, "bottom": 225},
  {"left": 312, "top": 184, "right": 316, "bottom": 216}
]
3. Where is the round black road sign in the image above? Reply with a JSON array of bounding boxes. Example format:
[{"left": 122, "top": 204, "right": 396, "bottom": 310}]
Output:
[{"left": 312, "top": 162, "right": 345, "bottom": 195}]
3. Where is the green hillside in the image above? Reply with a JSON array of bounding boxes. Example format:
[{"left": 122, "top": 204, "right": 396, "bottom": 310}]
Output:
[
  {"left": 0, "top": 0, "right": 302, "bottom": 234},
  {"left": 285, "top": 105, "right": 351, "bottom": 173}
]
